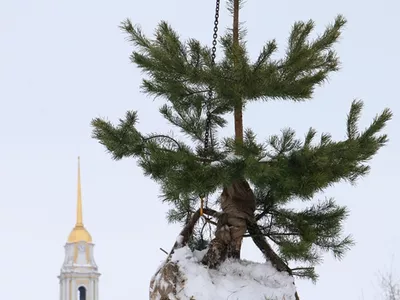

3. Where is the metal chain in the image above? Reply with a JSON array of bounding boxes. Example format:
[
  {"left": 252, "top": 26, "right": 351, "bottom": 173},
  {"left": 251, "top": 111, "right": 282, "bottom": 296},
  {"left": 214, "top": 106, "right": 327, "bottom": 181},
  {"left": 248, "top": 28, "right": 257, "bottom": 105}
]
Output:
[
  {"left": 203, "top": 0, "right": 220, "bottom": 156},
  {"left": 199, "top": 0, "right": 220, "bottom": 214}
]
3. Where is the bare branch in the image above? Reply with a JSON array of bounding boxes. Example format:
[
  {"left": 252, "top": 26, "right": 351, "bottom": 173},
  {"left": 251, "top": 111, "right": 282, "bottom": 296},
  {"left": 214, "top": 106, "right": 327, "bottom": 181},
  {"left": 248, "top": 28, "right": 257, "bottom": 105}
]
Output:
[
  {"left": 159, "top": 248, "right": 168, "bottom": 255},
  {"left": 166, "top": 208, "right": 220, "bottom": 261},
  {"left": 143, "top": 134, "right": 183, "bottom": 150}
]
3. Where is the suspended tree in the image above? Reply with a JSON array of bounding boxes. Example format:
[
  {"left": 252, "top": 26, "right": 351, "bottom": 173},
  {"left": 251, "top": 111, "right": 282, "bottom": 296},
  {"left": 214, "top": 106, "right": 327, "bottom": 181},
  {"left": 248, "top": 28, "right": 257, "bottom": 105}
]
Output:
[{"left": 92, "top": 0, "right": 392, "bottom": 281}]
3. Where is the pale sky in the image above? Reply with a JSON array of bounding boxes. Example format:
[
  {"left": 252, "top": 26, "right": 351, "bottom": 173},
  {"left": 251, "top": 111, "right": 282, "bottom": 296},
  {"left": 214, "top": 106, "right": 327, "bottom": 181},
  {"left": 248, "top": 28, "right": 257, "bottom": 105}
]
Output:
[{"left": 0, "top": 0, "right": 399, "bottom": 299}]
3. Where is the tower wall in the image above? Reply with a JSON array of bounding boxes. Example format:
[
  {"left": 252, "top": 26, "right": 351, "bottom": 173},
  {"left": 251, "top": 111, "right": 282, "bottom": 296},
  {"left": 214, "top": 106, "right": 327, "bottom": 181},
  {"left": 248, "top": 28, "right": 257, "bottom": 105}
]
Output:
[{"left": 59, "top": 242, "right": 100, "bottom": 300}]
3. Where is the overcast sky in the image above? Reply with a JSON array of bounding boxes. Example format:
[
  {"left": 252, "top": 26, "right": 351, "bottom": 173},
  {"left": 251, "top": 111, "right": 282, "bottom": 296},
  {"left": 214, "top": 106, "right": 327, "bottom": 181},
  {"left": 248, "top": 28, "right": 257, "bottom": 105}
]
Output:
[{"left": 1, "top": 0, "right": 399, "bottom": 299}]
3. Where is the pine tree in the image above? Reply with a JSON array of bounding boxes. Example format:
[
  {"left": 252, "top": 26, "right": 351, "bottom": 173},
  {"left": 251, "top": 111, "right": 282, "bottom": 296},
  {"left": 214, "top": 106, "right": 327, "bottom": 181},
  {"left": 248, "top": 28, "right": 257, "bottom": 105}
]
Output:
[{"left": 91, "top": 0, "right": 392, "bottom": 282}]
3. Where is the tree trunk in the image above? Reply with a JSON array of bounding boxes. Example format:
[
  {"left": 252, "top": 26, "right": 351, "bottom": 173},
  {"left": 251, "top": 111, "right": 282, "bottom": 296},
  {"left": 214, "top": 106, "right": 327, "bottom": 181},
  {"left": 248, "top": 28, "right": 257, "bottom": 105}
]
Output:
[{"left": 202, "top": 179, "right": 256, "bottom": 268}]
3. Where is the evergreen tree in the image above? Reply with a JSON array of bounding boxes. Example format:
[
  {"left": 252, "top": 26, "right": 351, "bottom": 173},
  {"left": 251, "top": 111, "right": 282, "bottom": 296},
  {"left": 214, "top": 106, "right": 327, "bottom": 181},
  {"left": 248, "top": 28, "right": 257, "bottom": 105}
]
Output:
[{"left": 92, "top": 0, "right": 392, "bottom": 282}]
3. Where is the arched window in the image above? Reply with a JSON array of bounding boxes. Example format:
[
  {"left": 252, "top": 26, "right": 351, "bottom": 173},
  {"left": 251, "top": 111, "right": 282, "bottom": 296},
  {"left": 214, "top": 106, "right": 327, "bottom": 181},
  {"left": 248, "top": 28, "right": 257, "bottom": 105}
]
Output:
[{"left": 77, "top": 286, "right": 86, "bottom": 300}]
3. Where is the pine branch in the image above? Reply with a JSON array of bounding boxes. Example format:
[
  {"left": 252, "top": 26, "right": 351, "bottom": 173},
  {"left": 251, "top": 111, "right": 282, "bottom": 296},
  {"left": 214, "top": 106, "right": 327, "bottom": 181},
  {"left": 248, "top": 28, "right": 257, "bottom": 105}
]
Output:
[
  {"left": 226, "top": 0, "right": 246, "bottom": 13},
  {"left": 291, "top": 267, "right": 318, "bottom": 283},
  {"left": 93, "top": 9, "right": 392, "bottom": 283},
  {"left": 242, "top": 15, "right": 347, "bottom": 102},
  {"left": 254, "top": 100, "right": 392, "bottom": 200}
]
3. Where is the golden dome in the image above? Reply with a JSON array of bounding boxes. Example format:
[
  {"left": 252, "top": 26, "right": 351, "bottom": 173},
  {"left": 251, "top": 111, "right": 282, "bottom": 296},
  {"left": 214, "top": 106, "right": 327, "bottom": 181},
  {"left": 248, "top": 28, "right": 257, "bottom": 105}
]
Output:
[
  {"left": 67, "top": 157, "right": 93, "bottom": 243},
  {"left": 68, "top": 225, "right": 92, "bottom": 243}
]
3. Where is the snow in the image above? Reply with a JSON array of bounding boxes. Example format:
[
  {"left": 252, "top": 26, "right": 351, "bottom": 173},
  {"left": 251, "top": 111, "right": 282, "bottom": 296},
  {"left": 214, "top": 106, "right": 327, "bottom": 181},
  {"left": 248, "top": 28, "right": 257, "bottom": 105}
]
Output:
[
  {"left": 176, "top": 235, "right": 184, "bottom": 246},
  {"left": 169, "top": 246, "right": 297, "bottom": 300},
  {"left": 211, "top": 152, "right": 243, "bottom": 167},
  {"left": 210, "top": 152, "right": 270, "bottom": 165}
]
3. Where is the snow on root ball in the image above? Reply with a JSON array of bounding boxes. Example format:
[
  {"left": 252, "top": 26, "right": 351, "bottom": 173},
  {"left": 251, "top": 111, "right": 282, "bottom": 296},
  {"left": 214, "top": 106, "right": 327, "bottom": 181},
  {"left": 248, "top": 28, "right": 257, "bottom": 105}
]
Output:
[{"left": 149, "top": 246, "right": 298, "bottom": 300}]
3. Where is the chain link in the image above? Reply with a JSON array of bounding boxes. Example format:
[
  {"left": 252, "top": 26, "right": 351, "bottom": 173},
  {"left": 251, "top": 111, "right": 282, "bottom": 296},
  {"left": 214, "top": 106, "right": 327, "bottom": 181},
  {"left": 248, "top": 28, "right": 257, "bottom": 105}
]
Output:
[
  {"left": 199, "top": 0, "right": 220, "bottom": 204},
  {"left": 203, "top": 0, "right": 220, "bottom": 156}
]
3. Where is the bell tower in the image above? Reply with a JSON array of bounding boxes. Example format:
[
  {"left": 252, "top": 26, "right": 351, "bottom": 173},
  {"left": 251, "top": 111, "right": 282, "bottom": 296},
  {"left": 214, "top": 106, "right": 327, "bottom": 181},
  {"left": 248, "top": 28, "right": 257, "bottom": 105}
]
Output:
[{"left": 59, "top": 157, "right": 100, "bottom": 300}]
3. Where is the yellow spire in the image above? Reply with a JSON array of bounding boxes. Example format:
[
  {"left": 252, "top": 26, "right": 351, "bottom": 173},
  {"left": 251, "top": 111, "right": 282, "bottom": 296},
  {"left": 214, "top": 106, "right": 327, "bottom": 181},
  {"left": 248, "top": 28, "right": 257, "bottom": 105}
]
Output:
[{"left": 67, "top": 157, "right": 92, "bottom": 243}]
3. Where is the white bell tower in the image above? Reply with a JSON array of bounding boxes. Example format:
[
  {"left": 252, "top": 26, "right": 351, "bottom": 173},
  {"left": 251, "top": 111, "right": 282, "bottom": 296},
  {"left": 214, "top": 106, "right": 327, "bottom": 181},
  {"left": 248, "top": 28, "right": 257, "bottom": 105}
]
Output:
[{"left": 59, "top": 157, "right": 100, "bottom": 300}]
